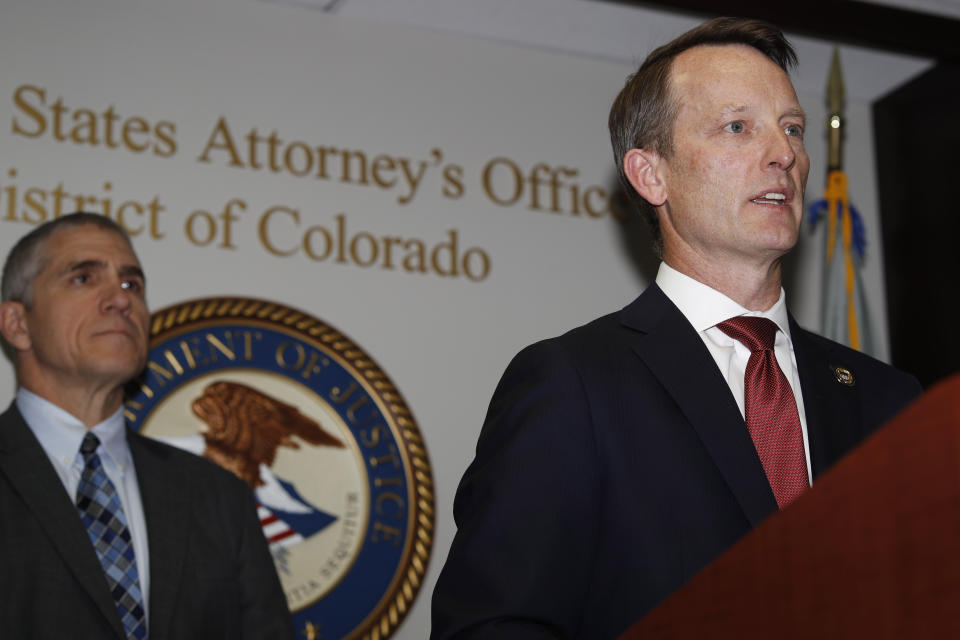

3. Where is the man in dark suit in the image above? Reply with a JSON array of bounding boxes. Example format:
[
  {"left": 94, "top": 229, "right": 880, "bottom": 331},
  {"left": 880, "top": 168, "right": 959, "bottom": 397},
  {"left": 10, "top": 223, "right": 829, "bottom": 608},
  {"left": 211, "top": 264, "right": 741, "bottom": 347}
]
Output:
[
  {"left": 431, "top": 18, "right": 922, "bottom": 640},
  {"left": 0, "top": 212, "right": 294, "bottom": 639}
]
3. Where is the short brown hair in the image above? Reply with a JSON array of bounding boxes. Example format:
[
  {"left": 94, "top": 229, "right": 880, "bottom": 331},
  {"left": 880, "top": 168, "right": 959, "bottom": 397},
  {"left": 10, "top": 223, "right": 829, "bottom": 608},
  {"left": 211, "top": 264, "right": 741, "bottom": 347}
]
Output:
[
  {"left": 608, "top": 17, "right": 797, "bottom": 257},
  {"left": 1, "top": 212, "right": 132, "bottom": 306}
]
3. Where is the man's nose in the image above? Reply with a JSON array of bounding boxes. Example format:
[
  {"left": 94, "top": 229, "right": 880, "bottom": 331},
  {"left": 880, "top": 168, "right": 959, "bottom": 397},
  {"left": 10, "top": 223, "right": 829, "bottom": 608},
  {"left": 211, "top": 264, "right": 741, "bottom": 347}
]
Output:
[
  {"left": 766, "top": 129, "right": 797, "bottom": 172},
  {"left": 101, "top": 278, "right": 133, "bottom": 313}
]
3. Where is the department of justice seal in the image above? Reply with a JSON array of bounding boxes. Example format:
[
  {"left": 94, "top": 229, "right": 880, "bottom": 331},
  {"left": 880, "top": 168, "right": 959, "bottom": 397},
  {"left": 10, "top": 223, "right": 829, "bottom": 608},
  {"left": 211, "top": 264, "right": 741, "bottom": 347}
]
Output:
[{"left": 124, "top": 297, "right": 434, "bottom": 640}]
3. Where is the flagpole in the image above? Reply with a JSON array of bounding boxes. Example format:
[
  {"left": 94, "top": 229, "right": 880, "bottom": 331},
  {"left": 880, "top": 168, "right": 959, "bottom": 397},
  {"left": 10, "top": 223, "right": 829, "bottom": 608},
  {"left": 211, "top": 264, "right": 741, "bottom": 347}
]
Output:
[{"left": 821, "top": 46, "right": 863, "bottom": 351}]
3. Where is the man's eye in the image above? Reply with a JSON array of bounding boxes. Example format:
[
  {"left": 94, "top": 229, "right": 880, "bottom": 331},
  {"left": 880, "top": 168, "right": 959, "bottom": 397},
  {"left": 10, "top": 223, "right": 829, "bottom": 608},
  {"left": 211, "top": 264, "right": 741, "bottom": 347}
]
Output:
[
  {"left": 724, "top": 121, "right": 746, "bottom": 134},
  {"left": 785, "top": 124, "right": 803, "bottom": 138},
  {"left": 121, "top": 280, "right": 143, "bottom": 293},
  {"left": 72, "top": 274, "right": 89, "bottom": 285}
]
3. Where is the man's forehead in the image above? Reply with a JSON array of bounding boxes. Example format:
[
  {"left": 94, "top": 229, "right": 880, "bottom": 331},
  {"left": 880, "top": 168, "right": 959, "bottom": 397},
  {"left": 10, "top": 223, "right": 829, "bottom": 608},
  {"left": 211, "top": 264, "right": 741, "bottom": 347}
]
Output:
[
  {"left": 670, "top": 44, "right": 800, "bottom": 110},
  {"left": 41, "top": 225, "right": 142, "bottom": 271},
  {"left": 672, "top": 43, "right": 780, "bottom": 74}
]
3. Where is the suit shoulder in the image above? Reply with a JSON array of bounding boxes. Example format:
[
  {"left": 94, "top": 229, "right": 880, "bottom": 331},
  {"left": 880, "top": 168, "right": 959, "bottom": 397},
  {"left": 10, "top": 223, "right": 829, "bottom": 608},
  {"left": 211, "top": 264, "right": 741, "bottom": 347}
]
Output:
[
  {"left": 127, "top": 431, "right": 250, "bottom": 491},
  {"left": 513, "top": 309, "right": 626, "bottom": 363}
]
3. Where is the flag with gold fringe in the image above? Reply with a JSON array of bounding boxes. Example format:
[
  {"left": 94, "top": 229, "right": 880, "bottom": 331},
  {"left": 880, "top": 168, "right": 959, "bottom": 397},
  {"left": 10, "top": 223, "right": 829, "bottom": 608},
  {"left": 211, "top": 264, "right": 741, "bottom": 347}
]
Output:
[
  {"left": 809, "top": 47, "right": 875, "bottom": 356},
  {"left": 809, "top": 172, "right": 873, "bottom": 355}
]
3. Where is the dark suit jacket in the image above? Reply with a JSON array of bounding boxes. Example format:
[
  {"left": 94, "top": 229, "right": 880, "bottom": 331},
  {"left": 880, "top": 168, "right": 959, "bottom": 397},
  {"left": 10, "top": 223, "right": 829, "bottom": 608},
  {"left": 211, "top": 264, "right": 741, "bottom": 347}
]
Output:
[
  {"left": 431, "top": 285, "right": 922, "bottom": 640},
  {"left": 0, "top": 403, "right": 294, "bottom": 639}
]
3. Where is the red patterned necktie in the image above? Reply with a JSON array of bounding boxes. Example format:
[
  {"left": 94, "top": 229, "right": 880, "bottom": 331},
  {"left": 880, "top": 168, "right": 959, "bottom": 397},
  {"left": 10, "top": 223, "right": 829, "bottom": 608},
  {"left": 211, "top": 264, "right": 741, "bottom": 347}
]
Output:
[{"left": 717, "top": 316, "right": 808, "bottom": 509}]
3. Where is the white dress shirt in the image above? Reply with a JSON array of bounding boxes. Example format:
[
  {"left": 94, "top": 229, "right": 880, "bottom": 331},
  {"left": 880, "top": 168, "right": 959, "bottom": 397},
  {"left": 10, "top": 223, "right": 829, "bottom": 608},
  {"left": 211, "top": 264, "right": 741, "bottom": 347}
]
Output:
[
  {"left": 655, "top": 262, "right": 812, "bottom": 484},
  {"left": 17, "top": 387, "right": 151, "bottom": 619}
]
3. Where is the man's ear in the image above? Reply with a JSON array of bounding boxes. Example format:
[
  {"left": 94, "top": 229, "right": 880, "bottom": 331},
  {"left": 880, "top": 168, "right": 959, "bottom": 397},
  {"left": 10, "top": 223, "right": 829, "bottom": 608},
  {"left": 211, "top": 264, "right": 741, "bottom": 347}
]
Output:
[
  {"left": 0, "top": 301, "right": 31, "bottom": 352},
  {"left": 623, "top": 148, "right": 667, "bottom": 207}
]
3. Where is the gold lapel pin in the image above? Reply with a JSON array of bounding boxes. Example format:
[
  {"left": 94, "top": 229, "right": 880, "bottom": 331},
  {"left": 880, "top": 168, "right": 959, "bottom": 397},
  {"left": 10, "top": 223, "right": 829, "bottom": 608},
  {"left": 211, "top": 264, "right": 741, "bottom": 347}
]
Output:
[{"left": 833, "top": 366, "right": 855, "bottom": 386}]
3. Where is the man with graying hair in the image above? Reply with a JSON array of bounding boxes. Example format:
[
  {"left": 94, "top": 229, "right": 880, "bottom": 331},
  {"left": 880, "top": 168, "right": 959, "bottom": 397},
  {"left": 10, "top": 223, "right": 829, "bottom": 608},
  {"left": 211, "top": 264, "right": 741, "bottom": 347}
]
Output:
[
  {"left": 432, "top": 18, "right": 922, "bottom": 639},
  {"left": 0, "top": 212, "right": 294, "bottom": 639}
]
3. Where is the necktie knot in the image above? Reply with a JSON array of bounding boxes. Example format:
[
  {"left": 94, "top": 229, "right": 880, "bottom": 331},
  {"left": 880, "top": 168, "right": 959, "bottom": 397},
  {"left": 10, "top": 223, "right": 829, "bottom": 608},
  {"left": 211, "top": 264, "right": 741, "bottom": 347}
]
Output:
[
  {"left": 80, "top": 431, "right": 101, "bottom": 457},
  {"left": 716, "top": 316, "right": 778, "bottom": 352}
]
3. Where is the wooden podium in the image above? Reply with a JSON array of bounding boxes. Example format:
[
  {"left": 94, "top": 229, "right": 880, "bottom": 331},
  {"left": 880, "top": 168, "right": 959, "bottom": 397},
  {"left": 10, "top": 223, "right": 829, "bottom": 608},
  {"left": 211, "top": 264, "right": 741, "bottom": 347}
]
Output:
[{"left": 620, "top": 374, "right": 960, "bottom": 639}]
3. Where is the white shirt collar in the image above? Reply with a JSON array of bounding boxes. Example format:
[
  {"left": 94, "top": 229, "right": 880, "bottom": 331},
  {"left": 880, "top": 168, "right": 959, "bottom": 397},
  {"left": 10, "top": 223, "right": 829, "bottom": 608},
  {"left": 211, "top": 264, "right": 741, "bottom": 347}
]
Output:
[
  {"left": 655, "top": 261, "right": 792, "bottom": 338},
  {"left": 16, "top": 387, "right": 132, "bottom": 474}
]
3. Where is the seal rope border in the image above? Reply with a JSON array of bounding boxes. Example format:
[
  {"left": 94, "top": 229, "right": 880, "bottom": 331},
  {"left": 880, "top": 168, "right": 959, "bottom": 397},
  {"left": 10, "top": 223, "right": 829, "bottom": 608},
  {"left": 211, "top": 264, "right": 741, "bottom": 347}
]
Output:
[{"left": 148, "top": 296, "right": 435, "bottom": 640}]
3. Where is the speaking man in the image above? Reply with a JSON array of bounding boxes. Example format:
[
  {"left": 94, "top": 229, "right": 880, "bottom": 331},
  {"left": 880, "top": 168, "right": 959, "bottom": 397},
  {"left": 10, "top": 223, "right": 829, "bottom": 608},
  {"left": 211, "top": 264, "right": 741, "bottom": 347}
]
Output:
[
  {"left": 431, "top": 17, "right": 922, "bottom": 640},
  {"left": 0, "top": 212, "right": 294, "bottom": 639}
]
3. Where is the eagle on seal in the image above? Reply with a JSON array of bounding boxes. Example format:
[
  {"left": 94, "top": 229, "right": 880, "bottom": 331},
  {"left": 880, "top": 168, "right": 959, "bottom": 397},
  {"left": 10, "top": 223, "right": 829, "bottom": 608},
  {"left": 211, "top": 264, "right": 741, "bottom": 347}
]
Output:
[{"left": 191, "top": 380, "right": 345, "bottom": 488}]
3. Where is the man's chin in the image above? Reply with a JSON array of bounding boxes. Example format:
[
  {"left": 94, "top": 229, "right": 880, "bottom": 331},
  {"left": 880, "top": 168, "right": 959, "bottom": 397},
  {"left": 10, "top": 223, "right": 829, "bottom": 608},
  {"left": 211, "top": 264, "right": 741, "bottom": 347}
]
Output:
[
  {"left": 754, "top": 222, "right": 800, "bottom": 254},
  {"left": 91, "top": 354, "right": 149, "bottom": 385}
]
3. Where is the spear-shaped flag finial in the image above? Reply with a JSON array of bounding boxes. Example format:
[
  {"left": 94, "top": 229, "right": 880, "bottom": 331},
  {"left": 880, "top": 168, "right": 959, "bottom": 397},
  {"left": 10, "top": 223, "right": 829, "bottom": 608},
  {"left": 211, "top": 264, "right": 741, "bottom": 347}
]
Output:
[{"left": 826, "top": 46, "right": 845, "bottom": 172}]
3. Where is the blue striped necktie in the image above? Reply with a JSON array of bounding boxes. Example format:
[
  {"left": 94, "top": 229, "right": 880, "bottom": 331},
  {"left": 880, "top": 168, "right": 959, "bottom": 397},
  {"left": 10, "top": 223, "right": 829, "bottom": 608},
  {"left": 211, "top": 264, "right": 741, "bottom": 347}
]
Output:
[{"left": 75, "top": 432, "right": 148, "bottom": 640}]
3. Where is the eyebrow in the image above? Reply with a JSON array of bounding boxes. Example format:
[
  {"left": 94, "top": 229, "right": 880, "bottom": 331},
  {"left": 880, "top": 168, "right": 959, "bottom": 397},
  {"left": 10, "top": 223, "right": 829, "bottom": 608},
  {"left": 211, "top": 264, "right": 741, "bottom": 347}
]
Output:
[
  {"left": 65, "top": 259, "right": 146, "bottom": 282},
  {"left": 65, "top": 259, "right": 106, "bottom": 275},
  {"left": 719, "top": 104, "right": 749, "bottom": 116},
  {"left": 718, "top": 104, "right": 807, "bottom": 121},
  {"left": 120, "top": 265, "right": 147, "bottom": 283},
  {"left": 782, "top": 107, "right": 807, "bottom": 121}
]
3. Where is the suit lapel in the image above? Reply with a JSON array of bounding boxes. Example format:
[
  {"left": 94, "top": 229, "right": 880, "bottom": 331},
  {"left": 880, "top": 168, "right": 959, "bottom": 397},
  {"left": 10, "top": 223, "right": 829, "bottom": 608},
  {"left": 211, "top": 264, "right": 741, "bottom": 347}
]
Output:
[
  {"left": 622, "top": 286, "right": 779, "bottom": 527},
  {"left": 790, "top": 319, "right": 863, "bottom": 477},
  {"left": 128, "top": 431, "right": 189, "bottom": 640},
  {"left": 0, "top": 405, "right": 126, "bottom": 639}
]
